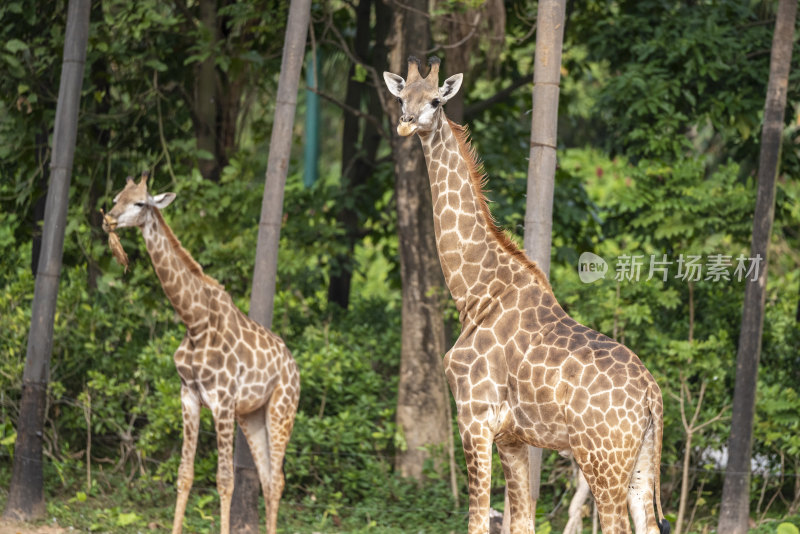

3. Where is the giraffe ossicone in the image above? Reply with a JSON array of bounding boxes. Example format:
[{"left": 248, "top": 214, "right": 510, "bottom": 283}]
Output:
[
  {"left": 384, "top": 57, "right": 670, "bottom": 534},
  {"left": 103, "top": 172, "right": 300, "bottom": 534}
]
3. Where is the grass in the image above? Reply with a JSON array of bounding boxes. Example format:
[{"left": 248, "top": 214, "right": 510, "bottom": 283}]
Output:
[{"left": 2, "top": 464, "right": 800, "bottom": 533}]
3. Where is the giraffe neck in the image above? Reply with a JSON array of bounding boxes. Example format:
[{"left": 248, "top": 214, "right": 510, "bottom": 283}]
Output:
[
  {"left": 140, "top": 208, "right": 220, "bottom": 330},
  {"left": 419, "top": 117, "right": 552, "bottom": 323}
]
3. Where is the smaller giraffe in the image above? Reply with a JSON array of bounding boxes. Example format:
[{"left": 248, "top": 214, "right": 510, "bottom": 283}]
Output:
[{"left": 102, "top": 173, "right": 300, "bottom": 534}]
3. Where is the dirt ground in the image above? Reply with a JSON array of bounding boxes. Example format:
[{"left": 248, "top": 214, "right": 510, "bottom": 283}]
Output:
[{"left": 0, "top": 518, "right": 69, "bottom": 534}]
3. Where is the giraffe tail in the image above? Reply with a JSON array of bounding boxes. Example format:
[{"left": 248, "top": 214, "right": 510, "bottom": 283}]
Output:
[{"left": 650, "top": 384, "right": 670, "bottom": 534}]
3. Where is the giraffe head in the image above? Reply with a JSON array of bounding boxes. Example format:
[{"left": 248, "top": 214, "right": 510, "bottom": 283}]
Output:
[
  {"left": 102, "top": 172, "right": 176, "bottom": 232},
  {"left": 383, "top": 56, "right": 463, "bottom": 137}
]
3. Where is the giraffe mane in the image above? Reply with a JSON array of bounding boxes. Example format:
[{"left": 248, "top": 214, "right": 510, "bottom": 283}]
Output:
[
  {"left": 152, "top": 208, "right": 224, "bottom": 290},
  {"left": 446, "top": 118, "right": 553, "bottom": 292}
]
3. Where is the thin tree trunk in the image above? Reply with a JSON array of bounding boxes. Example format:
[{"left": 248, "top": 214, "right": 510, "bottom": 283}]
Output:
[
  {"left": 676, "top": 282, "right": 695, "bottom": 534},
  {"left": 194, "top": 0, "right": 221, "bottom": 182},
  {"left": 434, "top": 0, "right": 505, "bottom": 124},
  {"left": 521, "top": 0, "right": 566, "bottom": 523},
  {"left": 523, "top": 0, "right": 565, "bottom": 271},
  {"left": 562, "top": 467, "right": 591, "bottom": 534},
  {"left": 3, "top": 0, "right": 90, "bottom": 521},
  {"left": 229, "top": 0, "right": 310, "bottom": 530},
  {"left": 328, "top": 0, "right": 382, "bottom": 310},
  {"left": 189, "top": 0, "right": 246, "bottom": 183},
  {"left": 438, "top": 15, "right": 470, "bottom": 124},
  {"left": 675, "top": 379, "right": 698, "bottom": 534},
  {"left": 387, "top": 0, "right": 451, "bottom": 481},
  {"left": 718, "top": 2, "right": 796, "bottom": 532},
  {"left": 30, "top": 129, "right": 50, "bottom": 277}
]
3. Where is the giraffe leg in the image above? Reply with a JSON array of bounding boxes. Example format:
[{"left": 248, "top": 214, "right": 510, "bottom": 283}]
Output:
[
  {"left": 459, "top": 422, "right": 494, "bottom": 534},
  {"left": 584, "top": 472, "right": 632, "bottom": 534},
  {"left": 172, "top": 384, "right": 200, "bottom": 534},
  {"left": 264, "top": 383, "right": 298, "bottom": 534},
  {"left": 628, "top": 423, "right": 660, "bottom": 534},
  {"left": 213, "top": 403, "right": 236, "bottom": 534},
  {"left": 572, "top": 450, "right": 633, "bottom": 534},
  {"left": 496, "top": 439, "right": 534, "bottom": 534},
  {"left": 595, "top": 489, "right": 633, "bottom": 534}
]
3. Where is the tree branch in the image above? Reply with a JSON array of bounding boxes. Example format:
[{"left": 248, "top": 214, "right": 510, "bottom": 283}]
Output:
[
  {"left": 693, "top": 404, "right": 731, "bottom": 433},
  {"left": 426, "top": 14, "right": 482, "bottom": 54},
  {"left": 320, "top": 20, "right": 390, "bottom": 120},
  {"left": 306, "top": 86, "right": 388, "bottom": 140},
  {"left": 463, "top": 74, "right": 533, "bottom": 121},
  {"left": 689, "top": 380, "right": 707, "bottom": 428}
]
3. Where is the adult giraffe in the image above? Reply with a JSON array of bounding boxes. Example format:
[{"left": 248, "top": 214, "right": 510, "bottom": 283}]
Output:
[
  {"left": 384, "top": 57, "right": 669, "bottom": 534},
  {"left": 102, "top": 174, "right": 299, "bottom": 534}
]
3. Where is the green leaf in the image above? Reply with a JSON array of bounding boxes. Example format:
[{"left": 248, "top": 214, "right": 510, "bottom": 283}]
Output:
[
  {"left": 777, "top": 523, "right": 800, "bottom": 534},
  {"left": 0, "top": 432, "right": 16, "bottom": 447},
  {"left": 183, "top": 52, "right": 209, "bottom": 66},
  {"left": 5, "top": 39, "right": 27, "bottom": 53},
  {"left": 352, "top": 63, "right": 368, "bottom": 83},
  {"left": 115, "top": 511, "right": 140, "bottom": 526},
  {"left": 145, "top": 58, "right": 168, "bottom": 72},
  {"left": 1, "top": 53, "right": 23, "bottom": 74}
]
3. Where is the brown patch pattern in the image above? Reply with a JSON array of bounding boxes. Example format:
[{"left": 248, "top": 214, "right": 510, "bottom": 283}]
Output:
[
  {"left": 386, "top": 60, "right": 667, "bottom": 534},
  {"left": 105, "top": 177, "right": 299, "bottom": 534}
]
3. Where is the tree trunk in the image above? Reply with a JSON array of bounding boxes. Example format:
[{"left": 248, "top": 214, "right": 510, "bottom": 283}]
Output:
[
  {"left": 3, "top": 0, "right": 90, "bottom": 522},
  {"left": 190, "top": 0, "right": 245, "bottom": 183},
  {"left": 229, "top": 0, "right": 310, "bottom": 530},
  {"left": 387, "top": 0, "right": 451, "bottom": 481},
  {"left": 434, "top": 0, "right": 505, "bottom": 124},
  {"left": 194, "top": 0, "right": 221, "bottom": 182},
  {"left": 30, "top": 128, "right": 50, "bottom": 277},
  {"left": 717, "top": 2, "right": 796, "bottom": 532},
  {"left": 438, "top": 17, "right": 470, "bottom": 124},
  {"left": 328, "top": 0, "right": 383, "bottom": 310},
  {"left": 521, "top": 0, "right": 566, "bottom": 523}
]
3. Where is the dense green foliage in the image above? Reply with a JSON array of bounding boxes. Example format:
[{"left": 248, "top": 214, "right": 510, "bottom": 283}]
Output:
[{"left": 2, "top": 0, "right": 800, "bottom": 532}]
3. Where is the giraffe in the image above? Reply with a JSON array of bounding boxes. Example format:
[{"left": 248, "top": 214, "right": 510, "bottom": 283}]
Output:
[
  {"left": 383, "top": 57, "right": 669, "bottom": 534},
  {"left": 101, "top": 173, "right": 300, "bottom": 534}
]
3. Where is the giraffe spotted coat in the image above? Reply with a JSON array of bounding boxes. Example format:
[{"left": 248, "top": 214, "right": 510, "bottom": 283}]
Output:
[
  {"left": 385, "top": 57, "right": 669, "bottom": 534},
  {"left": 103, "top": 175, "right": 299, "bottom": 534}
]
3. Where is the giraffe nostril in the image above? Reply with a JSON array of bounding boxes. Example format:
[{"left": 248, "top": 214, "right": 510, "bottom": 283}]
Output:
[{"left": 400, "top": 114, "right": 416, "bottom": 123}]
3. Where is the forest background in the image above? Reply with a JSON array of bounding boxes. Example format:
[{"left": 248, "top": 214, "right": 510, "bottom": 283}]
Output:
[{"left": 1, "top": 0, "right": 799, "bottom": 532}]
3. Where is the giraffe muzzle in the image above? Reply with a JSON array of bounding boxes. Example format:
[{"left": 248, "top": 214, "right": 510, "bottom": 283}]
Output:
[
  {"left": 100, "top": 208, "right": 118, "bottom": 233},
  {"left": 100, "top": 208, "right": 129, "bottom": 271},
  {"left": 397, "top": 119, "right": 418, "bottom": 137}
]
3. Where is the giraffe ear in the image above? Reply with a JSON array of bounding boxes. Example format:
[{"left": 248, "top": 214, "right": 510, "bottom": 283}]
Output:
[
  {"left": 383, "top": 72, "right": 405, "bottom": 97},
  {"left": 150, "top": 192, "right": 176, "bottom": 209},
  {"left": 439, "top": 74, "right": 463, "bottom": 103}
]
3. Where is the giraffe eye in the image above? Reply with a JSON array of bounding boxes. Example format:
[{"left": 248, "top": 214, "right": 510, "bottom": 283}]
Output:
[
  {"left": 134, "top": 202, "right": 145, "bottom": 207},
  {"left": 431, "top": 99, "right": 440, "bottom": 108}
]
